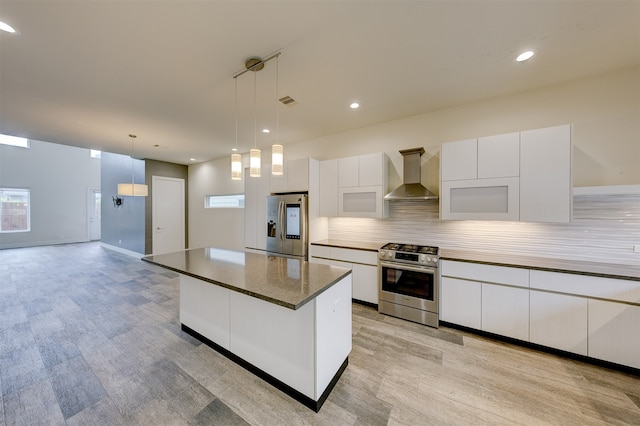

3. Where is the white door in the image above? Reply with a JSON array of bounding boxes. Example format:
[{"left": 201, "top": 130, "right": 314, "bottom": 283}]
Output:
[
  {"left": 88, "top": 189, "right": 101, "bottom": 241},
  {"left": 152, "top": 176, "right": 185, "bottom": 255}
]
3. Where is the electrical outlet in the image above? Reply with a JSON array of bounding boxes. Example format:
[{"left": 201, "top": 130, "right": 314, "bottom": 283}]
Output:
[
  {"left": 119, "top": 239, "right": 122, "bottom": 245},
  {"left": 634, "top": 245, "right": 640, "bottom": 253}
]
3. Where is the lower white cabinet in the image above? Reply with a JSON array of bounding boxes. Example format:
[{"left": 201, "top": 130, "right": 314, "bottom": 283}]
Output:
[
  {"left": 588, "top": 299, "right": 640, "bottom": 369},
  {"left": 530, "top": 291, "right": 588, "bottom": 356},
  {"left": 481, "top": 284, "right": 529, "bottom": 341},
  {"left": 440, "top": 277, "right": 481, "bottom": 329},
  {"left": 310, "top": 245, "right": 378, "bottom": 305},
  {"left": 442, "top": 259, "right": 640, "bottom": 369}
]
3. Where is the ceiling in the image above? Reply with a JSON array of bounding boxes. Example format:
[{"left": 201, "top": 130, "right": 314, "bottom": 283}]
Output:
[{"left": 0, "top": 1, "right": 638, "bottom": 165}]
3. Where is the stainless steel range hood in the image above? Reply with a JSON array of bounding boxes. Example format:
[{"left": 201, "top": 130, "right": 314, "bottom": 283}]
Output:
[{"left": 384, "top": 147, "right": 438, "bottom": 201}]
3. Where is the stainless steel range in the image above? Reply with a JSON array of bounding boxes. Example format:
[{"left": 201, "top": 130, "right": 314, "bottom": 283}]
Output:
[{"left": 378, "top": 243, "right": 439, "bottom": 328}]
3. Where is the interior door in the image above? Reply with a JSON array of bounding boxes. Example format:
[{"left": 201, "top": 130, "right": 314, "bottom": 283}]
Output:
[
  {"left": 88, "top": 189, "right": 101, "bottom": 241},
  {"left": 152, "top": 176, "right": 185, "bottom": 255}
]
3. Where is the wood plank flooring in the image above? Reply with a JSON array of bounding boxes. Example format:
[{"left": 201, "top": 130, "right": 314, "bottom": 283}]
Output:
[{"left": 1, "top": 242, "right": 638, "bottom": 425}]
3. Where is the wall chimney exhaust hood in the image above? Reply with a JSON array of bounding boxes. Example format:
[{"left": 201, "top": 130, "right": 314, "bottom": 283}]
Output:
[{"left": 384, "top": 147, "right": 438, "bottom": 201}]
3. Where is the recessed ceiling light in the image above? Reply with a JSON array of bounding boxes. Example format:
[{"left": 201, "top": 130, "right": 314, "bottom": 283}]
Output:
[
  {"left": 262, "top": 128, "right": 270, "bottom": 133},
  {"left": 190, "top": 158, "right": 196, "bottom": 162},
  {"left": 350, "top": 102, "right": 360, "bottom": 109},
  {"left": 0, "top": 21, "right": 16, "bottom": 33},
  {"left": 231, "top": 148, "right": 238, "bottom": 152},
  {"left": 515, "top": 50, "right": 535, "bottom": 62}
]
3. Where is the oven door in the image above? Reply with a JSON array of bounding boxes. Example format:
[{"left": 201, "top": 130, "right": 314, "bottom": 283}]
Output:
[{"left": 379, "top": 261, "right": 438, "bottom": 313}]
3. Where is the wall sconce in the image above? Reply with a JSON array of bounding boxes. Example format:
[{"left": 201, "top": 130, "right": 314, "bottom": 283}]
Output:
[{"left": 112, "top": 195, "right": 123, "bottom": 208}]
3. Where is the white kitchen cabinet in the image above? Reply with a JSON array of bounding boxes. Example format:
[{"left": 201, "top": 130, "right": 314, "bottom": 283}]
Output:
[
  {"left": 588, "top": 299, "right": 640, "bottom": 369},
  {"left": 478, "top": 133, "right": 520, "bottom": 179},
  {"left": 440, "top": 138, "right": 477, "bottom": 181},
  {"left": 440, "top": 276, "right": 482, "bottom": 329},
  {"left": 319, "top": 159, "right": 338, "bottom": 217},
  {"left": 440, "top": 126, "right": 570, "bottom": 223},
  {"left": 520, "top": 124, "right": 572, "bottom": 223},
  {"left": 481, "top": 283, "right": 529, "bottom": 341},
  {"left": 440, "top": 132, "right": 520, "bottom": 221},
  {"left": 529, "top": 291, "right": 588, "bottom": 355},
  {"left": 309, "top": 245, "right": 379, "bottom": 305},
  {"left": 321, "top": 152, "right": 388, "bottom": 218},
  {"left": 269, "top": 158, "right": 310, "bottom": 193},
  {"left": 244, "top": 166, "right": 269, "bottom": 250}
]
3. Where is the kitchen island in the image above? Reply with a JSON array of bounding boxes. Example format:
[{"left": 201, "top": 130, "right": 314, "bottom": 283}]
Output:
[{"left": 142, "top": 247, "right": 352, "bottom": 412}]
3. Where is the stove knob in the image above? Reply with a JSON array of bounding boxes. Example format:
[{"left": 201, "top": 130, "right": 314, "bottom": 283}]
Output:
[{"left": 419, "top": 254, "right": 427, "bottom": 264}]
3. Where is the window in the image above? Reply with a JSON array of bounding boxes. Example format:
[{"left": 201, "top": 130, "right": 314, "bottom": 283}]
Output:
[
  {"left": 90, "top": 149, "right": 101, "bottom": 158},
  {"left": 0, "top": 134, "right": 29, "bottom": 148},
  {"left": 205, "top": 194, "right": 244, "bottom": 208},
  {"left": 1, "top": 188, "right": 30, "bottom": 232}
]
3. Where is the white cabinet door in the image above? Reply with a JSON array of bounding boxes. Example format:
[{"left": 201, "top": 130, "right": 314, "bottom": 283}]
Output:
[
  {"left": 319, "top": 159, "right": 338, "bottom": 217},
  {"left": 359, "top": 152, "right": 384, "bottom": 187},
  {"left": 338, "top": 156, "right": 359, "bottom": 188},
  {"left": 530, "top": 291, "right": 587, "bottom": 355},
  {"left": 481, "top": 283, "right": 529, "bottom": 341},
  {"left": 440, "top": 277, "right": 482, "bottom": 329},
  {"left": 287, "top": 158, "right": 309, "bottom": 192},
  {"left": 441, "top": 138, "right": 477, "bottom": 181},
  {"left": 477, "top": 132, "right": 519, "bottom": 179},
  {"left": 339, "top": 186, "right": 386, "bottom": 218},
  {"left": 520, "top": 124, "right": 571, "bottom": 223},
  {"left": 588, "top": 299, "right": 640, "bottom": 368},
  {"left": 352, "top": 263, "right": 378, "bottom": 304},
  {"left": 269, "top": 158, "right": 309, "bottom": 193}
]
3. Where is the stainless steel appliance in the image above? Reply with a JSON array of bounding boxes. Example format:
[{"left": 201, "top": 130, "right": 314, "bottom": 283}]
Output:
[
  {"left": 378, "top": 243, "right": 439, "bottom": 328},
  {"left": 266, "top": 194, "right": 308, "bottom": 259}
]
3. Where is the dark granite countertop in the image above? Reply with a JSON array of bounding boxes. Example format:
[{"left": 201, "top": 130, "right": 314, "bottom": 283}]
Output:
[
  {"left": 311, "top": 239, "right": 640, "bottom": 281},
  {"left": 142, "top": 247, "right": 351, "bottom": 310}
]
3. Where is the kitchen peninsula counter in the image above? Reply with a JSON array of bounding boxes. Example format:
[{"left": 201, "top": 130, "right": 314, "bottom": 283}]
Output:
[{"left": 142, "top": 247, "right": 352, "bottom": 412}]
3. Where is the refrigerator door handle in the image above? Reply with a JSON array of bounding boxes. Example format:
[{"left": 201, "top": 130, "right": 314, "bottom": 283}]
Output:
[{"left": 278, "top": 201, "right": 285, "bottom": 242}]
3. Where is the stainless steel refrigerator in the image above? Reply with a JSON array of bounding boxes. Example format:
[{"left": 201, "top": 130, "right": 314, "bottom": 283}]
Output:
[{"left": 266, "top": 193, "right": 308, "bottom": 259}]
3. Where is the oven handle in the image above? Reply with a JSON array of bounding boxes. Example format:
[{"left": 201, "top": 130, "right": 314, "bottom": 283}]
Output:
[{"left": 379, "top": 261, "right": 437, "bottom": 275}]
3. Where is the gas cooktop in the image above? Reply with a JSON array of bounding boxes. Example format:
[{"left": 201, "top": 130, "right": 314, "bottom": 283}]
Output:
[
  {"left": 379, "top": 242, "right": 439, "bottom": 266},
  {"left": 380, "top": 243, "right": 438, "bottom": 256}
]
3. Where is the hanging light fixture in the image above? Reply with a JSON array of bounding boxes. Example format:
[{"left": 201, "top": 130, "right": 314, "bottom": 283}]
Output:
[
  {"left": 271, "top": 54, "right": 284, "bottom": 176},
  {"left": 231, "top": 53, "right": 283, "bottom": 179},
  {"left": 231, "top": 78, "right": 242, "bottom": 180},
  {"left": 249, "top": 59, "right": 261, "bottom": 177},
  {"left": 117, "top": 134, "right": 148, "bottom": 196}
]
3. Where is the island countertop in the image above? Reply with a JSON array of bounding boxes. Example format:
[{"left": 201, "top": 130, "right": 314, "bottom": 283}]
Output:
[{"left": 142, "top": 247, "right": 352, "bottom": 310}]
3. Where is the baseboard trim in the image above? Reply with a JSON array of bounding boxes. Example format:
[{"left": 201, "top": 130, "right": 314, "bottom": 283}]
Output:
[
  {"left": 181, "top": 324, "right": 348, "bottom": 412},
  {"left": 440, "top": 321, "right": 640, "bottom": 377}
]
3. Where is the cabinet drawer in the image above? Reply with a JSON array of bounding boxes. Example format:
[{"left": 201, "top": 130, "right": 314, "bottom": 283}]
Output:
[
  {"left": 309, "top": 245, "right": 331, "bottom": 259},
  {"left": 331, "top": 247, "right": 378, "bottom": 265},
  {"left": 441, "top": 260, "right": 529, "bottom": 287},
  {"left": 530, "top": 270, "right": 640, "bottom": 304}
]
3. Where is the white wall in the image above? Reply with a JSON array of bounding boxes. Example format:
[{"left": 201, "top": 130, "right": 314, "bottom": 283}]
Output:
[
  {"left": 188, "top": 156, "right": 245, "bottom": 250},
  {"left": 188, "top": 66, "right": 639, "bottom": 251},
  {"left": 0, "top": 139, "right": 101, "bottom": 249}
]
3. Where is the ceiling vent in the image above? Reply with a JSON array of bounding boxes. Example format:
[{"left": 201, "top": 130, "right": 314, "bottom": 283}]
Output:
[{"left": 279, "top": 95, "right": 296, "bottom": 105}]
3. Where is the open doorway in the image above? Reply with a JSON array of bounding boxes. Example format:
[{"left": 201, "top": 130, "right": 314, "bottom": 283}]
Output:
[{"left": 88, "top": 189, "right": 101, "bottom": 241}]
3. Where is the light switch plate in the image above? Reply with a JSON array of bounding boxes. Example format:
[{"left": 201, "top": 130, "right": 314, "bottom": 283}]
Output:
[{"left": 634, "top": 245, "right": 640, "bottom": 253}]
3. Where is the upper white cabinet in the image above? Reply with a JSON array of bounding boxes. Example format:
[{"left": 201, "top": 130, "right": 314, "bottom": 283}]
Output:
[
  {"left": 520, "top": 124, "right": 572, "bottom": 223},
  {"left": 319, "top": 159, "right": 339, "bottom": 217},
  {"left": 269, "top": 158, "right": 310, "bottom": 193},
  {"left": 440, "top": 125, "right": 571, "bottom": 223},
  {"left": 320, "top": 152, "right": 388, "bottom": 218}
]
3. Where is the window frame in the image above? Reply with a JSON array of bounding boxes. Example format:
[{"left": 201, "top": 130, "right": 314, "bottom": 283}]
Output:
[
  {"left": 204, "top": 194, "right": 245, "bottom": 209},
  {"left": 0, "top": 188, "right": 31, "bottom": 233}
]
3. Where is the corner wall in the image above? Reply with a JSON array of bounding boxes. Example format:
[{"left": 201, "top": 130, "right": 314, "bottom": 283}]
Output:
[
  {"left": 0, "top": 140, "right": 100, "bottom": 249},
  {"left": 101, "top": 152, "right": 146, "bottom": 254}
]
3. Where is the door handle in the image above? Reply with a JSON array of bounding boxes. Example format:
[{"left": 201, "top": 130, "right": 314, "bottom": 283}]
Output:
[{"left": 157, "top": 227, "right": 164, "bottom": 230}]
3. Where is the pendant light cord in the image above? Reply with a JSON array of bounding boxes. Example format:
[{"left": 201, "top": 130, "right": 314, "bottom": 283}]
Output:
[{"left": 253, "top": 70, "right": 257, "bottom": 149}]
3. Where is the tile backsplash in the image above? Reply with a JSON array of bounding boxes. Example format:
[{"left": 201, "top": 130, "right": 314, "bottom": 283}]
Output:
[{"left": 328, "top": 187, "right": 640, "bottom": 266}]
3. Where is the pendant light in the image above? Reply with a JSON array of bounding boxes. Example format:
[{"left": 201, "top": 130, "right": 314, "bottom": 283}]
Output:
[
  {"left": 271, "top": 54, "right": 284, "bottom": 176},
  {"left": 249, "top": 64, "right": 261, "bottom": 177},
  {"left": 117, "top": 134, "right": 148, "bottom": 196},
  {"left": 231, "top": 78, "right": 242, "bottom": 180}
]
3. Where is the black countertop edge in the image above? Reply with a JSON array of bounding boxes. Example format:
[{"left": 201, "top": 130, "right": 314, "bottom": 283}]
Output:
[
  {"left": 311, "top": 239, "right": 382, "bottom": 252},
  {"left": 141, "top": 256, "right": 352, "bottom": 310}
]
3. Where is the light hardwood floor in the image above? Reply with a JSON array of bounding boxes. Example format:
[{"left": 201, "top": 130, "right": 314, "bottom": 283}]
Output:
[{"left": 1, "top": 242, "right": 638, "bottom": 425}]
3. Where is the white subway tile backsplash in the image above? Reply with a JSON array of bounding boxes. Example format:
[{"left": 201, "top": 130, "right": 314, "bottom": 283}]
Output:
[{"left": 328, "top": 192, "right": 640, "bottom": 266}]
